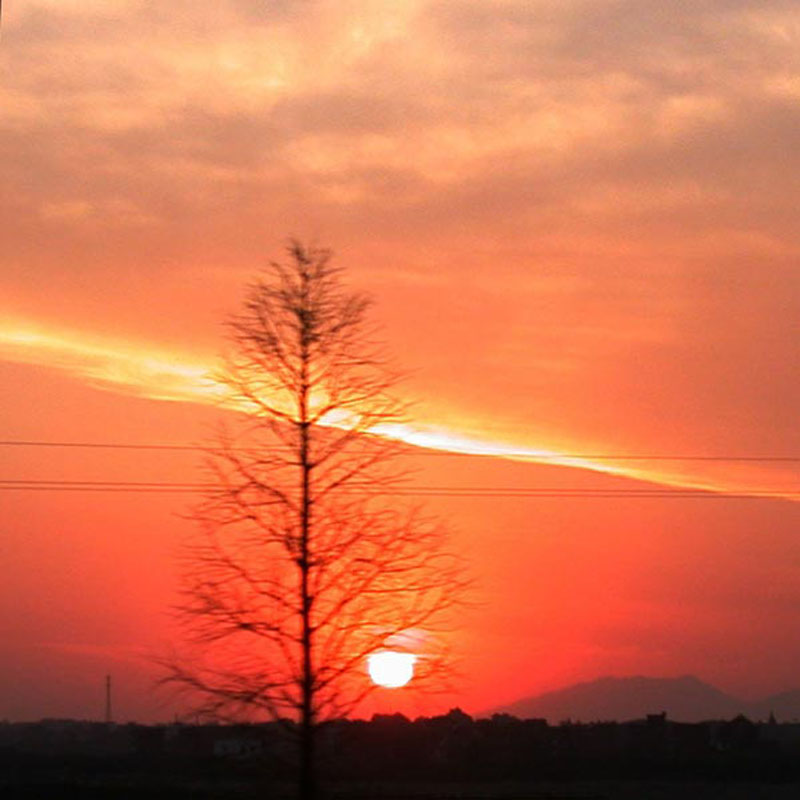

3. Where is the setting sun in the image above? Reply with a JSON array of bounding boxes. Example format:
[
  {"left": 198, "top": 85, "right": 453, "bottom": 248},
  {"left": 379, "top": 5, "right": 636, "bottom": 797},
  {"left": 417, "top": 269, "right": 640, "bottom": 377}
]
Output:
[{"left": 368, "top": 651, "right": 416, "bottom": 688}]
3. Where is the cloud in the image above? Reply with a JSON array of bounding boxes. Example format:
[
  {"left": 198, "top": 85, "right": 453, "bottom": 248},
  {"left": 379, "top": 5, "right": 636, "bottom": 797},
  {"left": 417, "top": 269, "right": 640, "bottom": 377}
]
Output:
[
  {"left": 1, "top": 0, "right": 798, "bottom": 496},
  {"left": 0, "top": 322, "right": 221, "bottom": 403}
]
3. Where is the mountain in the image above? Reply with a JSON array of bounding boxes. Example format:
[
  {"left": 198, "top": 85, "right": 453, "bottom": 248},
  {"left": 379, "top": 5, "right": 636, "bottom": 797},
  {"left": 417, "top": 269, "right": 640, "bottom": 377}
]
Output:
[
  {"left": 489, "top": 675, "right": 748, "bottom": 723},
  {"left": 752, "top": 689, "right": 800, "bottom": 722}
]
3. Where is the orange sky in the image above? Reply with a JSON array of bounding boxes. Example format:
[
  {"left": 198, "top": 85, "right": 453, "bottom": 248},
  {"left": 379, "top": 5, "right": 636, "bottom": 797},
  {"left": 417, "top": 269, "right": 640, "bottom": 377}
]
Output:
[{"left": 1, "top": 1, "right": 799, "bottom": 722}]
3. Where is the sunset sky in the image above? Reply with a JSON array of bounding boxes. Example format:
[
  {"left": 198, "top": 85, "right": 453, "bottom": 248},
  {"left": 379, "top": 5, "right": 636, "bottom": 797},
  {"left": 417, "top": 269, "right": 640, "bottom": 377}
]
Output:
[{"left": 1, "top": 1, "right": 799, "bottom": 722}]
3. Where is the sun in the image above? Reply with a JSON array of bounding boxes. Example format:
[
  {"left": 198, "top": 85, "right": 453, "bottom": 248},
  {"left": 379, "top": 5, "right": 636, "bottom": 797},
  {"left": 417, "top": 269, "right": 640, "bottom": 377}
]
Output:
[{"left": 367, "top": 651, "right": 416, "bottom": 688}]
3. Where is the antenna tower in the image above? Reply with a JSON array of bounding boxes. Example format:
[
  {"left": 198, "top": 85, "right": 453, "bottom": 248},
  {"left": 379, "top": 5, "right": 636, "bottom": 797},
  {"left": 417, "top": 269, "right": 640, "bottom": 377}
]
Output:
[{"left": 105, "top": 674, "right": 113, "bottom": 724}]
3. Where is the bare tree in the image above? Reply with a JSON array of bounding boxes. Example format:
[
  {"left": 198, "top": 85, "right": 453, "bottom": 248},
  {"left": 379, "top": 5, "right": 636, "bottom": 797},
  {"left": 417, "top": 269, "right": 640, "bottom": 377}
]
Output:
[{"left": 165, "top": 242, "right": 465, "bottom": 800}]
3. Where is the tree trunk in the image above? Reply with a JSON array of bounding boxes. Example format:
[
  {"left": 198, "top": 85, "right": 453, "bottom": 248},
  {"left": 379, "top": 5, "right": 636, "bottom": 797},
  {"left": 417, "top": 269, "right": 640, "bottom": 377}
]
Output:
[
  {"left": 299, "top": 714, "right": 315, "bottom": 800},
  {"left": 299, "top": 273, "right": 315, "bottom": 800}
]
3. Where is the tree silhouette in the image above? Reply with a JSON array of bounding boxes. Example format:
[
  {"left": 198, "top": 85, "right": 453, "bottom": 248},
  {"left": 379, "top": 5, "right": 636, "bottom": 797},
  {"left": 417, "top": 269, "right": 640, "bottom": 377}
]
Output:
[{"left": 165, "top": 242, "right": 465, "bottom": 800}]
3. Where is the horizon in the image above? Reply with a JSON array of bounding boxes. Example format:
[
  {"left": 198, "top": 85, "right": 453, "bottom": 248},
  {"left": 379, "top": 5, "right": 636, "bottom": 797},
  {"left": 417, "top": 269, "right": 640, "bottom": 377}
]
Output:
[{"left": 9, "top": 671, "right": 800, "bottom": 727}]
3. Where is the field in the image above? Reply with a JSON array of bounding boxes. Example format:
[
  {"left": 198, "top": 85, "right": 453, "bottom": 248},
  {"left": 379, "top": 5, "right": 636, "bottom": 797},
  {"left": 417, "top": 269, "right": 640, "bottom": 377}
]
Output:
[{"left": 4, "top": 776, "right": 800, "bottom": 800}]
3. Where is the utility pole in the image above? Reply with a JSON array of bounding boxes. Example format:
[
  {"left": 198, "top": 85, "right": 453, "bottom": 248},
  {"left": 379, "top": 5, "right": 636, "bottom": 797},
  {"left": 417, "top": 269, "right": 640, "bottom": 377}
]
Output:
[{"left": 105, "top": 674, "right": 113, "bottom": 724}]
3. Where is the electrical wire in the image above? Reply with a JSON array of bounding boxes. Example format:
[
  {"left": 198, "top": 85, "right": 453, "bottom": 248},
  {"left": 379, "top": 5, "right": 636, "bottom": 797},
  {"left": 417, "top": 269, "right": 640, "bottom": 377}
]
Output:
[
  {"left": 0, "top": 479, "right": 797, "bottom": 499},
  {"left": 1, "top": 440, "right": 799, "bottom": 462},
  {"left": 2, "top": 441, "right": 796, "bottom": 499}
]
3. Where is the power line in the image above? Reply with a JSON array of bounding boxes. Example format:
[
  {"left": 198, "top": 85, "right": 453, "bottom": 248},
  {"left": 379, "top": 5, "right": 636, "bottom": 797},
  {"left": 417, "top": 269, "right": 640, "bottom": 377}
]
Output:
[
  {"left": 2, "top": 441, "right": 795, "bottom": 500},
  {"left": 0, "top": 479, "right": 797, "bottom": 500},
  {"left": 1, "top": 440, "right": 799, "bottom": 462},
  {"left": 0, "top": 440, "right": 200, "bottom": 452}
]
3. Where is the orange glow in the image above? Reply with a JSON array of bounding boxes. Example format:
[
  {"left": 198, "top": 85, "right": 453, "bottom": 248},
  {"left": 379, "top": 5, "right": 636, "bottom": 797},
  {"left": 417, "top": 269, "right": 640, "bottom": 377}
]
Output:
[{"left": 0, "top": 318, "right": 793, "bottom": 499}]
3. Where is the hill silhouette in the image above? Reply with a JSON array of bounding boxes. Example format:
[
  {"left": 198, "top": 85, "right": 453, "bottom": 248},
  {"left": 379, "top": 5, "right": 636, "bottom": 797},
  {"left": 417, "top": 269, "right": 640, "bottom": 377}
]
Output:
[
  {"left": 752, "top": 688, "right": 800, "bottom": 722},
  {"left": 490, "top": 675, "right": 751, "bottom": 722}
]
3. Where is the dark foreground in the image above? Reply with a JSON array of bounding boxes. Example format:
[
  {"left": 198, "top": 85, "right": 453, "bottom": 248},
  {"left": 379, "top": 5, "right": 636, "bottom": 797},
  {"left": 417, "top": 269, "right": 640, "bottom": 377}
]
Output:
[
  {"left": 4, "top": 712, "right": 800, "bottom": 798},
  {"left": 3, "top": 775, "right": 800, "bottom": 800},
  {"left": 2, "top": 756, "right": 800, "bottom": 800}
]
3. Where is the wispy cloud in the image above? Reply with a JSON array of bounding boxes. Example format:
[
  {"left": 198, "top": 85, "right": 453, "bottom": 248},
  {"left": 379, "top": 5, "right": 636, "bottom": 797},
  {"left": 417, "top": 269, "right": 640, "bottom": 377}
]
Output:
[
  {"left": 1, "top": 0, "right": 798, "bottom": 499},
  {"left": 3, "top": 318, "right": 795, "bottom": 498},
  {"left": 0, "top": 321, "right": 221, "bottom": 403}
]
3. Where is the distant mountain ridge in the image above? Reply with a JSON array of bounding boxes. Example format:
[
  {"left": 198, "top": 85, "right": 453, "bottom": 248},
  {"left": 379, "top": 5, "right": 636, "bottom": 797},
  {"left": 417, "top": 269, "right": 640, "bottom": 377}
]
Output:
[{"left": 488, "top": 675, "right": 800, "bottom": 723}]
